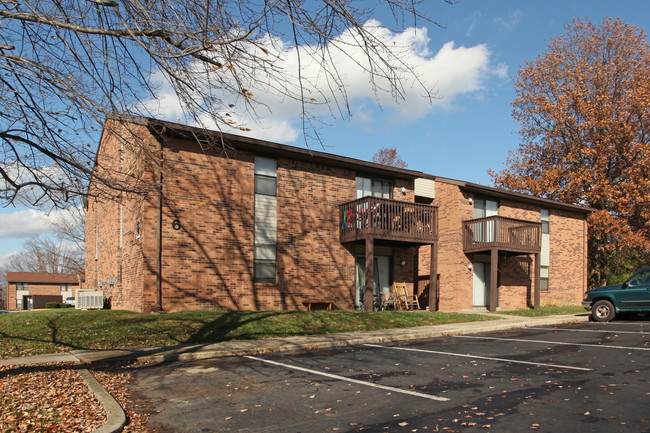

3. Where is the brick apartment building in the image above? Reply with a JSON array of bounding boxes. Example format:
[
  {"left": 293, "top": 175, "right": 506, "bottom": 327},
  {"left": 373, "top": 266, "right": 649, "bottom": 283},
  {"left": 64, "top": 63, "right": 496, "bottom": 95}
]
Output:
[
  {"left": 85, "top": 116, "right": 591, "bottom": 313},
  {"left": 5, "top": 272, "right": 82, "bottom": 310}
]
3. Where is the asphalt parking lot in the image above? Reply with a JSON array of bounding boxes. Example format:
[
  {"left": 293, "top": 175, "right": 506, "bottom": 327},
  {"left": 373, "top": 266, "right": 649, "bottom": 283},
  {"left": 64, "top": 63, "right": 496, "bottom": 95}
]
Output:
[{"left": 127, "top": 319, "right": 650, "bottom": 433}]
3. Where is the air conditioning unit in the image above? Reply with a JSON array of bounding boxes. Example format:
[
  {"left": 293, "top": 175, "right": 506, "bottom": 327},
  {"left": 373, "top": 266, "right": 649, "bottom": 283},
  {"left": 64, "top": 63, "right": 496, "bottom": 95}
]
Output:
[{"left": 76, "top": 290, "right": 104, "bottom": 310}]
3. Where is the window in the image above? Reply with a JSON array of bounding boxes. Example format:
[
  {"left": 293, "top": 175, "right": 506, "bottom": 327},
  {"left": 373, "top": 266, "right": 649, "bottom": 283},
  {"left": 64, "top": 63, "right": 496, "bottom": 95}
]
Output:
[
  {"left": 473, "top": 198, "right": 499, "bottom": 218},
  {"left": 15, "top": 283, "right": 28, "bottom": 310},
  {"left": 254, "top": 245, "right": 277, "bottom": 280},
  {"left": 540, "top": 209, "right": 550, "bottom": 291},
  {"left": 255, "top": 175, "right": 277, "bottom": 196},
  {"left": 540, "top": 266, "right": 549, "bottom": 292},
  {"left": 254, "top": 156, "right": 278, "bottom": 282},
  {"left": 541, "top": 209, "right": 550, "bottom": 234},
  {"left": 627, "top": 269, "right": 650, "bottom": 287},
  {"left": 356, "top": 177, "right": 392, "bottom": 199},
  {"left": 473, "top": 198, "right": 498, "bottom": 242}
]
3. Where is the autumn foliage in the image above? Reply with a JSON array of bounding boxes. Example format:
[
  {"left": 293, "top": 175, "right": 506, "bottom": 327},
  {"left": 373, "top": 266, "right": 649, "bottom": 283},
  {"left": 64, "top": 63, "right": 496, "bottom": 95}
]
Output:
[
  {"left": 490, "top": 17, "right": 650, "bottom": 287},
  {"left": 372, "top": 148, "right": 408, "bottom": 168}
]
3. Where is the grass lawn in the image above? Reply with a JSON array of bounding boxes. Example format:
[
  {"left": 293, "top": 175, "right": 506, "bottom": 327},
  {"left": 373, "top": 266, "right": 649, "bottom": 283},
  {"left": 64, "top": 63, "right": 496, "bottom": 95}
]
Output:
[
  {"left": 495, "top": 305, "right": 586, "bottom": 317},
  {"left": 0, "top": 309, "right": 498, "bottom": 358}
]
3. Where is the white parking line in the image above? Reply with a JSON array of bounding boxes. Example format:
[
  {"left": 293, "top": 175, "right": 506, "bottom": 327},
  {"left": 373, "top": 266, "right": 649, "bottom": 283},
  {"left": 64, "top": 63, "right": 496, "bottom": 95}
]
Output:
[
  {"left": 528, "top": 327, "right": 650, "bottom": 335},
  {"left": 598, "top": 320, "right": 650, "bottom": 328},
  {"left": 588, "top": 322, "right": 650, "bottom": 326},
  {"left": 363, "top": 344, "right": 592, "bottom": 371},
  {"left": 244, "top": 355, "right": 450, "bottom": 402},
  {"left": 457, "top": 335, "right": 650, "bottom": 351}
]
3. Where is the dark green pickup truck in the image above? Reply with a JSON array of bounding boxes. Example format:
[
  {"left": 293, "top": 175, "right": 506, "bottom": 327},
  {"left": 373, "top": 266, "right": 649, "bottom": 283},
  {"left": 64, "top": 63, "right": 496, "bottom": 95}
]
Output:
[{"left": 583, "top": 267, "right": 650, "bottom": 322}]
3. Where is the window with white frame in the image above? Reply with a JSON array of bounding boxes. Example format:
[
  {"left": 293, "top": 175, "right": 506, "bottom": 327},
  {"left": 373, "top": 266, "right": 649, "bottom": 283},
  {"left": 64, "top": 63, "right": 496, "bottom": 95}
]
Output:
[
  {"left": 254, "top": 156, "right": 277, "bottom": 282},
  {"left": 541, "top": 209, "right": 550, "bottom": 291}
]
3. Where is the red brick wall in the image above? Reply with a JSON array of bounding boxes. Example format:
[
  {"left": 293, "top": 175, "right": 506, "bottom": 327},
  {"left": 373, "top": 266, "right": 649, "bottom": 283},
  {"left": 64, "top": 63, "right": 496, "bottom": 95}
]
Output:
[
  {"left": 547, "top": 209, "right": 588, "bottom": 305},
  {"left": 274, "top": 158, "right": 357, "bottom": 309},
  {"left": 7, "top": 284, "right": 17, "bottom": 310},
  {"left": 154, "top": 138, "right": 255, "bottom": 311},
  {"left": 86, "top": 121, "right": 160, "bottom": 312}
]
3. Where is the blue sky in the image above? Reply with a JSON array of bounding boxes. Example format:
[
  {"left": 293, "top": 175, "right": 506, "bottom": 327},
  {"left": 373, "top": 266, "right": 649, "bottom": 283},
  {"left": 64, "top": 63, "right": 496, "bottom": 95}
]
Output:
[
  {"left": 316, "top": 0, "right": 649, "bottom": 184},
  {"left": 1, "top": 0, "right": 649, "bottom": 265}
]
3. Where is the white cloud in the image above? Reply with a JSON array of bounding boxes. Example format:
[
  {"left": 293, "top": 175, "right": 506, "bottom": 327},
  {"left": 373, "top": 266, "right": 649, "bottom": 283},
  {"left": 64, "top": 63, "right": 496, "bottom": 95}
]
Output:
[
  {"left": 493, "top": 10, "right": 523, "bottom": 32},
  {"left": 0, "top": 207, "right": 77, "bottom": 238},
  {"left": 196, "top": 112, "right": 300, "bottom": 143},
  {"left": 465, "top": 11, "right": 482, "bottom": 38},
  {"left": 493, "top": 62, "right": 509, "bottom": 79},
  {"left": 0, "top": 252, "right": 17, "bottom": 269},
  {"left": 141, "top": 20, "right": 497, "bottom": 143}
]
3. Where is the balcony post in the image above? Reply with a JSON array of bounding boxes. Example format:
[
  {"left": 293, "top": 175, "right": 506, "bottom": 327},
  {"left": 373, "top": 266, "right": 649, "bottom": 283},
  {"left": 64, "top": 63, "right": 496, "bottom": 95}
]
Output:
[
  {"left": 489, "top": 248, "right": 498, "bottom": 311},
  {"left": 428, "top": 242, "right": 438, "bottom": 311},
  {"left": 365, "top": 236, "right": 374, "bottom": 311}
]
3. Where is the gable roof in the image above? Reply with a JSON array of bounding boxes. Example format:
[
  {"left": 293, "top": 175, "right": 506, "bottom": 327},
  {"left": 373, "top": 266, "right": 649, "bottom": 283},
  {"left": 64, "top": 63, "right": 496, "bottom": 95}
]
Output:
[{"left": 6, "top": 272, "right": 80, "bottom": 285}]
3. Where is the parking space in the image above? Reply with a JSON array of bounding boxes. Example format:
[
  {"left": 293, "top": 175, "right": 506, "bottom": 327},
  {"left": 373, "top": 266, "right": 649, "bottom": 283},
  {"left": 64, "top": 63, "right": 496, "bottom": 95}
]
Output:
[{"left": 127, "top": 320, "right": 650, "bottom": 432}]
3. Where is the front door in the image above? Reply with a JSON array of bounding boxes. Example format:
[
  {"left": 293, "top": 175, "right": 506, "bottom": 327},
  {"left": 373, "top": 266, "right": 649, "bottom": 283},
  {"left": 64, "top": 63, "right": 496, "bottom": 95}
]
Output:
[
  {"left": 355, "top": 255, "right": 391, "bottom": 309},
  {"left": 473, "top": 262, "right": 491, "bottom": 308}
]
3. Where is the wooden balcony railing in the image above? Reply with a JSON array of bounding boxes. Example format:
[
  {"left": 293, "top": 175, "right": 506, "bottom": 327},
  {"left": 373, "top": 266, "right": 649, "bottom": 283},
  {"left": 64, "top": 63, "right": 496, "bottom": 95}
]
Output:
[
  {"left": 463, "top": 216, "right": 541, "bottom": 253},
  {"left": 340, "top": 197, "right": 438, "bottom": 243}
]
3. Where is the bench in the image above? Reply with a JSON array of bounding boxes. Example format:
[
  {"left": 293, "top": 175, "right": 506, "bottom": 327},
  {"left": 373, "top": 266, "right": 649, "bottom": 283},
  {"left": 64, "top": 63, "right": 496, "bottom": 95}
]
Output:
[{"left": 302, "top": 300, "right": 335, "bottom": 311}]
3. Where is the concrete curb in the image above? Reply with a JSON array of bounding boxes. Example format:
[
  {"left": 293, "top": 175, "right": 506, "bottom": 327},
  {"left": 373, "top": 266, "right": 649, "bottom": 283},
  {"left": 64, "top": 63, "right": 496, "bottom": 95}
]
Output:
[{"left": 75, "top": 366, "right": 128, "bottom": 433}]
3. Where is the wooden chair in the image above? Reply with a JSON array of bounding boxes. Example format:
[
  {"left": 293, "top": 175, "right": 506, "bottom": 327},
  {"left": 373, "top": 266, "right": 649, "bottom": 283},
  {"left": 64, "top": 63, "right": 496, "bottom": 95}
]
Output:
[
  {"left": 380, "top": 292, "right": 396, "bottom": 310},
  {"left": 392, "top": 282, "right": 407, "bottom": 310},
  {"left": 393, "top": 282, "right": 420, "bottom": 310}
]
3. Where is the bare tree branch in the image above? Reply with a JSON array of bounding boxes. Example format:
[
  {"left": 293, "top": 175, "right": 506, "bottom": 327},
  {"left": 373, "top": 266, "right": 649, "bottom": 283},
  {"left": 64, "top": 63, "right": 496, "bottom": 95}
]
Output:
[{"left": 0, "top": 0, "right": 442, "bottom": 208}]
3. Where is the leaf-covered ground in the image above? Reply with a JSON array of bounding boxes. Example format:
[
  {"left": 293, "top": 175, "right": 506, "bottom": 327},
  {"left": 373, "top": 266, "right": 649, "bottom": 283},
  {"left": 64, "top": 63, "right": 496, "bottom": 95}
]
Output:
[
  {"left": 0, "top": 363, "right": 104, "bottom": 432},
  {"left": 0, "top": 361, "right": 157, "bottom": 433}
]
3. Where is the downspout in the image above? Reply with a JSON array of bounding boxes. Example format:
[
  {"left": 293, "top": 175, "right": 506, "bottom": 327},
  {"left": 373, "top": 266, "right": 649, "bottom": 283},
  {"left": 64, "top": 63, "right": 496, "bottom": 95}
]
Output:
[
  {"left": 119, "top": 131, "right": 124, "bottom": 286},
  {"left": 156, "top": 129, "right": 164, "bottom": 311}
]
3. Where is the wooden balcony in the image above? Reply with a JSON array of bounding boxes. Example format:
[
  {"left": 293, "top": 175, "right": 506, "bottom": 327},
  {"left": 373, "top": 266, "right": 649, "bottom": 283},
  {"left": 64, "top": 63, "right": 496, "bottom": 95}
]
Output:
[
  {"left": 340, "top": 197, "right": 438, "bottom": 244},
  {"left": 463, "top": 216, "right": 541, "bottom": 254}
]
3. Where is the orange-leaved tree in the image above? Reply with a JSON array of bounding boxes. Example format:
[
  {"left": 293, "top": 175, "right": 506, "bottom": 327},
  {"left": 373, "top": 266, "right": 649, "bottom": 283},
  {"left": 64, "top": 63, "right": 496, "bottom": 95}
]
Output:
[
  {"left": 490, "top": 17, "right": 650, "bottom": 287},
  {"left": 372, "top": 148, "right": 408, "bottom": 168}
]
